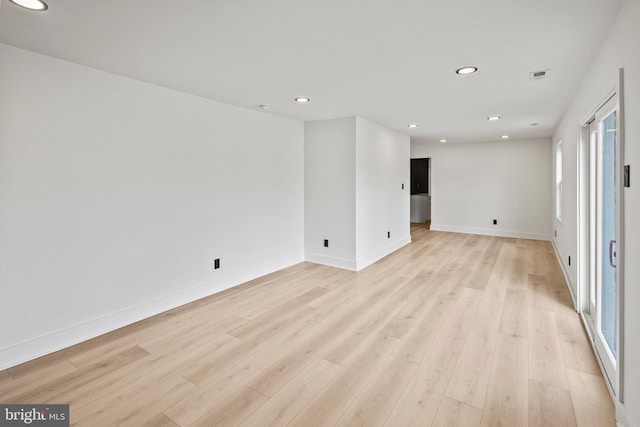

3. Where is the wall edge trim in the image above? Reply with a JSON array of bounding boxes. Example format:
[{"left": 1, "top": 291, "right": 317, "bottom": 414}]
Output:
[
  {"left": 551, "top": 239, "right": 578, "bottom": 311},
  {"left": 0, "top": 252, "right": 304, "bottom": 371},
  {"left": 430, "top": 224, "right": 552, "bottom": 241},
  {"left": 355, "top": 236, "right": 412, "bottom": 271},
  {"left": 305, "top": 253, "right": 358, "bottom": 271}
]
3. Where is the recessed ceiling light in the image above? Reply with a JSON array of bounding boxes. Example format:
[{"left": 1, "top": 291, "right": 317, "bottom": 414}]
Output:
[
  {"left": 456, "top": 66, "right": 478, "bottom": 75},
  {"left": 439, "top": 139, "right": 447, "bottom": 143},
  {"left": 8, "top": 0, "right": 48, "bottom": 11},
  {"left": 294, "top": 97, "right": 310, "bottom": 103},
  {"left": 488, "top": 116, "right": 501, "bottom": 121},
  {"left": 408, "top": 124, "right": 419, "bottom": 128},
  {"left": 501, "top": 135, "right": 510, "bottom": 139}
]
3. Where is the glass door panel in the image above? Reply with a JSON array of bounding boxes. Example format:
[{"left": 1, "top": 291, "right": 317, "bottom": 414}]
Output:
[
  {"left": 599, "top": 110, "right": 617, "bottom": 358},
  {"left": 583, "top": 95, "right": 618, "bottom": 395}
]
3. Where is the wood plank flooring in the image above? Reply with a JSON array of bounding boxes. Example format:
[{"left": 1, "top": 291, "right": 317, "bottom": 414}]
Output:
[{"left": 0, "top": 224, "right": 615, "bottom": 426}]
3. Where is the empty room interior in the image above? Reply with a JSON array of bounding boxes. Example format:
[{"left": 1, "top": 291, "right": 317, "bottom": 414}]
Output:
[{"left": 0, "top": 0, "right": 638, "bottom": 426}]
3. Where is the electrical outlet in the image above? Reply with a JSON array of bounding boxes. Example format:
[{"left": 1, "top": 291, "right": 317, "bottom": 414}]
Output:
[
  {"left": 324, "top": 239, "right": 329, "bottom": 248},
  {"left": 214, "top": 258, "right": 220, "bottom": 269},
  {"left": 493, "top": 219, "right": 497, "bottom": 225}
]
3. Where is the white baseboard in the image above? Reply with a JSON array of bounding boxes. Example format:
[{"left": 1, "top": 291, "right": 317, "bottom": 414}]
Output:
[
  {"left": 0, "top": 253, "right": 304, "bottom": 371},
  {"left": 356, "top": 236, "right": 412, "bottom": 271},
  {"left": 551, "top": 239, "right": 578, "bottom": 311},
  {"left": 429, "top": 224, "right": 551, "bottom": 241},
  {"left": 305, "top": 236, "right": 412, "bottom": 272},
  {"left": 304, "top": 253, "right": 357, "bottom": 271},
  {"left": 616, "top": 401, "right": 636, "bottom": 427}
]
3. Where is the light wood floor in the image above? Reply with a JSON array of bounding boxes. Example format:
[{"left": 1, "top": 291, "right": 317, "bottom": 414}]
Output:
[{"left": 1, "top": 225, "right": 615, "bottom": 427}]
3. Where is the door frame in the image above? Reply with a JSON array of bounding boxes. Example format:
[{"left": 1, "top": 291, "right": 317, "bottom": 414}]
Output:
[{"left": 577, "top": 68, "right": 626, "bottom": 401}]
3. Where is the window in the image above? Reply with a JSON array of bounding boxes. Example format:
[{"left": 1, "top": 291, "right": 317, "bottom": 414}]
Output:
[{"left": 556, "top": 140, "right": 563, "bottom": 221}]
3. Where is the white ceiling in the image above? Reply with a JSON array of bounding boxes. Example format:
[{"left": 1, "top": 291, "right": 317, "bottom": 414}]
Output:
[{"left": 0, "top": 0, "right": 624, "bottom": 143}]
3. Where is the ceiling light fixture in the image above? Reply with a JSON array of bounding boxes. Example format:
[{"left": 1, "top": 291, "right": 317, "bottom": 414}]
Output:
[
  {"left": 8, "top": 0, "right": 48, "bottom": 11},
  {"left": 294, "top": 97, "right": 310, "bottom": 103},
  {"left": 408, "top": 124, "right": 419, "bottom": 128},
  {"left": 439, "top": 139, "right": 447, "bottom": 143},
  {"left": 456, "top": 66, "right": 478, "bottom": 75},
  {"left": 488, "top": 116, "right": 501, "bottom": 121},
  {"left": 501, "top": 135, "right": 510, "bottom": 139}
]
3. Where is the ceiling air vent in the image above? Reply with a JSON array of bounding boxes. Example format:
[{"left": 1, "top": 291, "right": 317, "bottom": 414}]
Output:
[{"left": 529, "top": 70, "right": 549, "bottom": 81}]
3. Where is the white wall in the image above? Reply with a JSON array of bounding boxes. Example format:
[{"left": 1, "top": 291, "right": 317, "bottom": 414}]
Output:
[
  {"left": 552, "top": 1, "right": 640, "bottom": 425},
  {"left": 355, "top": 117, "right": 410, "bottom": 270},
  {"left": 411, "top": 138, "right": 552, "bottom": 240},
  {"left": 304, "top": 118, "right": 356, "bottom": 269},
  {"left": 304, "top": 116, "right": 410, "bottom": 271},
  {"left": 0, "top": 44, "right": 304, "bottom": 370}
]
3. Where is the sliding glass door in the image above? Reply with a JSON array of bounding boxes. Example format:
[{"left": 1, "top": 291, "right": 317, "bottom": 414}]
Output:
[{"left": 584, "top": 95, "right": 618, "bottom": 394}]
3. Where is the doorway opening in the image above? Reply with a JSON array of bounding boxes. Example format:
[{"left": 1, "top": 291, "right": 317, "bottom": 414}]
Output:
[{"left": 410, "top": 158, "right": 430, "bottom": 229}]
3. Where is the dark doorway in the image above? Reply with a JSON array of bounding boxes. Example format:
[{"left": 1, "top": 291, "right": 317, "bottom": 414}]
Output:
[
  {"left": 410, "top": 158, "right": 429, "bottom": 194},
  {"left": 410, "top": 158, "right": 431, "bottom": 225}
]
